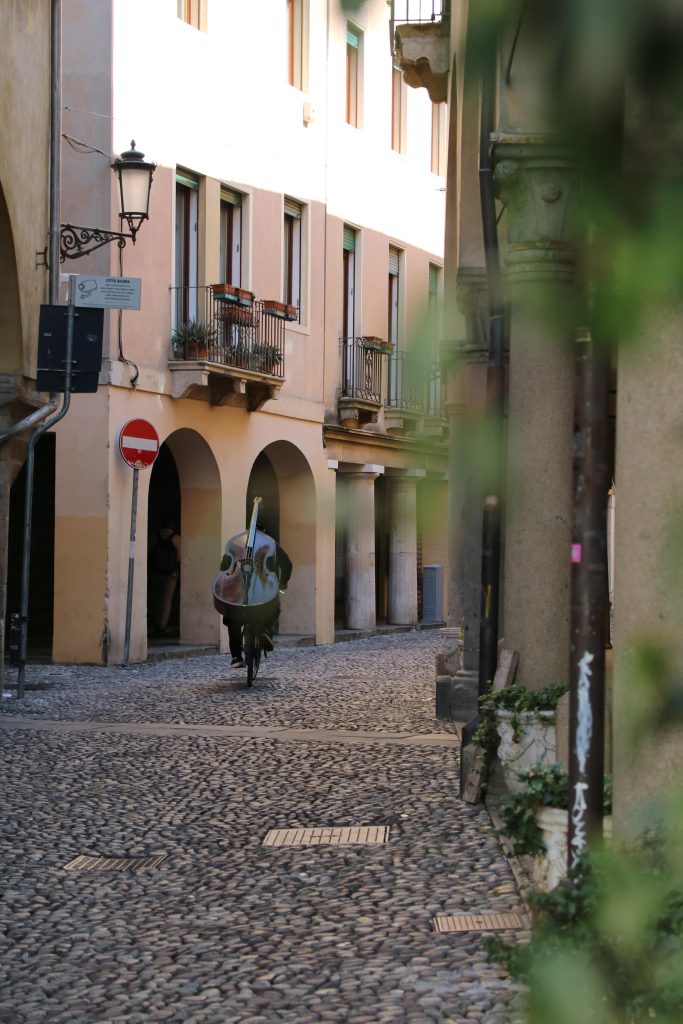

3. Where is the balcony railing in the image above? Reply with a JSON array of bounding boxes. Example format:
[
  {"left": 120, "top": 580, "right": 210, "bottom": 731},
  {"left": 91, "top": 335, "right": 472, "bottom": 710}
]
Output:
[
  {"left": 340, "top": 336, "right": 387, "bottom": 404},
  {"left": 170, "top": 286, "right": 288, "bottom": 379},
  {"left": 426, "top": 359, "right": 445, "bottom": 418},
  {"left": 387, "top": 349, "right": 425, "bottom": 413}
]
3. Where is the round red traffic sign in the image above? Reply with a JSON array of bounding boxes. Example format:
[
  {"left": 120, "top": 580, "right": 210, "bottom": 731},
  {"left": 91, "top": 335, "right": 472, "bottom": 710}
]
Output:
[{"left": 119, "top": 418, "right": 159, "bottom": 470}]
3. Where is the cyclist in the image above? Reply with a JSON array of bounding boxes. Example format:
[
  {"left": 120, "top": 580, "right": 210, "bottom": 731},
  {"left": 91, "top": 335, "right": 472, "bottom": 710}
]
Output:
[{"left": 220, "top": 523, "right": 292, "bottom": 667}]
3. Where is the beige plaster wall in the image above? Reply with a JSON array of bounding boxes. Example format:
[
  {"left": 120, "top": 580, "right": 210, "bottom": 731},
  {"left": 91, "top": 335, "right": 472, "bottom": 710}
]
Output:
[
  {"left": 0, "top": 0, "right": 50, "bottom": 377},
  {"left": 612, "top": 308, "right": 683, "bottom": 835}
]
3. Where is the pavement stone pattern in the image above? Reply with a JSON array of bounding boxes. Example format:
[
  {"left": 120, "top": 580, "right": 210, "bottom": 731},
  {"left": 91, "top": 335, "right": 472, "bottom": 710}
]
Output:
[{"left": 0, "top": 631, "right": 527, "bottom": 1023}]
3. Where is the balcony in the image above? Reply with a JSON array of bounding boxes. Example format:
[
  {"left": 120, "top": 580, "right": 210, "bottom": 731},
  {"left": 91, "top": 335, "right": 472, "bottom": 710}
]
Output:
[
  {"left": 421, "top": 359, "right": 448, "bottom": 439},
  {"left": 390, "top": 0, "right": 450, "bottom": 103},
  {"left": 169, "top": 286, "right": 292, "bottom": 410},
  {"left": 338, "top": 336, "right": 390, "bottom": 426},
  {"left": 385, "top": 349, "right": 425, "bottom": 434}
]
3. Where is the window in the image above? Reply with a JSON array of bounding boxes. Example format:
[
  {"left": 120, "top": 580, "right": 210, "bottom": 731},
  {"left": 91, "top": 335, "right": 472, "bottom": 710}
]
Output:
[
  {"left": 427, "top": 262, "right": 442, "bottom": 415},
  {"left": 283, "top": 198, "right": 302, "bottom": 313},
  {"left": 177, "top": 0, "right": 202, "bottom": 29},
  {"left": 175, "top": 172, "right": 199, "bottom": 325},
  {"left": 431, "top": 102, "right": 446, "bottom": 176},
  {"left": 346, "top": 24, "right": 362, "bottom": 127},
  {"left": 220, "top": 189, "right": 243, "bottom": 288},
  {"left": 287, "top": 0, "right": 304, "bottom": 89},
  {"left": 391, "top": 63, "right": 405, "bottom": 153},
  {"left": 388, "top": 246, "right": 401, "bottom": 404},
  {"left": 343, "top": 225, "right": 357, "bottom": 339}
]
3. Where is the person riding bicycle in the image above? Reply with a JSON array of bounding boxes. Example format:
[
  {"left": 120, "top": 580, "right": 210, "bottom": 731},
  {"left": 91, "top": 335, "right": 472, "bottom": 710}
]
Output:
[{"left": 219, "top": 521, "right": 292, "bottom": 667}]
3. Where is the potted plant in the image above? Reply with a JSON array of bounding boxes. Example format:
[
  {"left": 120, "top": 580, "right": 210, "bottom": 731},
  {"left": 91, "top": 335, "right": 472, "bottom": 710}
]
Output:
[
  {"left": 171, "top": 320, "right": 216, "bottom": 360},
  {"left": 262, "top": 299, "right": 298, "bottom": 321},
  {"left": 251, "top": 343, "right": 283, "bottom": 371},
  {"left": 361, "top": 335, "right": 393, "bottom": 353},
  {"left": 211, "top": 283, "right": 255, "bottom": 307},
  {"left": 475, "top": 681, "right": 567, "bottom": 794},
  {"left": 497, "top": 762, "right": 613, "bottom": 891}
]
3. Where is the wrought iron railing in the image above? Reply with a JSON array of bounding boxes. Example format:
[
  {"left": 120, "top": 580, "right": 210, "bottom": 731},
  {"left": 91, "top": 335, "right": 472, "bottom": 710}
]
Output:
[
  {"left": 426, "top": 358, "right": 445, "bottom": 418},
  {"left": 386, "top": 349, "right": 425, "bottom": 413},
  {"left": 169, "top": 286, "right": 286, "bottom": 379},
  {"left": 340, "top": 337, "right": 386, "bottom": 404},
  {"left": 390, "top": 0, "right": 450, "bottom": 53}
]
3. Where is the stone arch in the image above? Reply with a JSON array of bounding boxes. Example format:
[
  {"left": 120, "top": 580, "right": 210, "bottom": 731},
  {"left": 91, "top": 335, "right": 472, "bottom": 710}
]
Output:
[
  {"left": 0, "top": 181, "right": 22, "bottom": 377},
  {"left": 159, "top": 428, "right": 222, "bottom": 646},
  {"left": 247, "top": 440, "right": 316, "bottom": 637}
]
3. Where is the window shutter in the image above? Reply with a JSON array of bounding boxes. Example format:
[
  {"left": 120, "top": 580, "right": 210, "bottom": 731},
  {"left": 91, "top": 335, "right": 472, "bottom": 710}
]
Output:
[
  {"left": 176, "top": 170, "right": 199, "bottom": 190},
  {"left": 347, "top": 25, "right": 359, "bottom": 48},
  {"left": 388, "top": 246, "right": 400, "bottom": 276},
  {"left": 343, "top": 225, "right": 356, "bottom": 252},
  {"left": 221, "top": 187, "right": 242, "bottom": 206},
  {"left": 429, "top": 263, "right": 440, "bottom": 295},
  {"left": 284, "top": 197, "right": 302, "bottom": 219}
]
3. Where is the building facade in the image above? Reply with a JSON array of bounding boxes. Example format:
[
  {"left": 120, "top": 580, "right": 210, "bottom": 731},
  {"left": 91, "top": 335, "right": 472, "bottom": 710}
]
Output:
[
  {"left": 4, "top": 0, "right": 449, "bottom": 667},
  {"left": 392, "top": 0, "right": 683, "bottom": 831}
]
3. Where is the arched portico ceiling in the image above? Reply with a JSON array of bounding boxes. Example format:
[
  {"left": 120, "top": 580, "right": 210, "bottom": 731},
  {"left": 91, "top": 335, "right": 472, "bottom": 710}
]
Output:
[
  {"left": 163, "top": 427, "right": 221, "bottom": 490},
  {"left": 260, "top": 439, "right": 317, "bottom": 486},
  {"left": 0, "top": 181, "right": 23, "bottom": 377}
]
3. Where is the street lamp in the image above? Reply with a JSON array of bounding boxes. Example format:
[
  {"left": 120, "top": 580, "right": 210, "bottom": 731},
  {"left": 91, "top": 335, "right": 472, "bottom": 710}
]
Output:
[{"left": 59, "top": 140, "right": 156, "bottom": 261}]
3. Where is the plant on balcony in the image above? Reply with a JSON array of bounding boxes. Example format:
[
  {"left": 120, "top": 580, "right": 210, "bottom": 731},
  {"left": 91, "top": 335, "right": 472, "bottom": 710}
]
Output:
[
  {"left": 252, "top": 343, "right": 283, "bottom": 371},
  {"left": 262, "top": 299, "right": 298, "bottom": 321},
  {"left": 211, "top": 283, "right": 255, "bottom": 307},
  {"left": 171, "top": 320, "right": 216, "bottom": 360},
  {"left": 361, "top": 335, "right": 393, "bottom": 353}
]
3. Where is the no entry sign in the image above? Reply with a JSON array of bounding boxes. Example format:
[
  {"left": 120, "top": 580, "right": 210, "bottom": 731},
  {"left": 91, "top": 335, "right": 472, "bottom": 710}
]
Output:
[{"left": 119, "top": 418, "right": 159, "bottom": 470}]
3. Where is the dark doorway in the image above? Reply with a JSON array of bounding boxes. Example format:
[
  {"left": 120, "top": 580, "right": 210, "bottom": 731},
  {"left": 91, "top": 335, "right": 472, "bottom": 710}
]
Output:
[
  {"left": 375, "top": 475, "right": 388, "bottom": 624},
  {"left": 147, "top": 443, "right": 181, "bottom": 637},
  {"left": 246, "top": 451, "right": 279, "bottom": 538},
  {"left": 7, "top": 434, "right": 55, "bottom": 658}
]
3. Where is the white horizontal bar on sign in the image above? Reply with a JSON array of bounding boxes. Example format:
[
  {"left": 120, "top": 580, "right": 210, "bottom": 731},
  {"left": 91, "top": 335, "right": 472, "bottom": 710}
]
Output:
[{"left": 122, "top": 437, "right": 158, "bottom": 451}]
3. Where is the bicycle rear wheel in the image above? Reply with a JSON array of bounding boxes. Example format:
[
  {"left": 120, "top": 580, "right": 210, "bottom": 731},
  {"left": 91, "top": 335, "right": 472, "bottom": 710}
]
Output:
[{"left": 243, "top": 625, "right": 262, "bottom": 687}]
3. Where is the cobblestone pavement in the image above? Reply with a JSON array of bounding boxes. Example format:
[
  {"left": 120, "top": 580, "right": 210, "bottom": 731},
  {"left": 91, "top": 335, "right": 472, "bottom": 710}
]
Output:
[{"left": 0, "top": 631, "right": 526, "bottom": 1023}]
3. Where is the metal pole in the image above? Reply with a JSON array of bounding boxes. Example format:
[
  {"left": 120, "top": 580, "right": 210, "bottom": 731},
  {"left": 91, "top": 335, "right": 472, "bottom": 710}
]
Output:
[
  {"left": 123, "top": 468, "right": 139, "bottom": 666},
  {"left": 16, "top": 275, "right": 76, "bottom": 698},
  {"left": 567, "top": 327, "right": 609, "bottom": 870}
]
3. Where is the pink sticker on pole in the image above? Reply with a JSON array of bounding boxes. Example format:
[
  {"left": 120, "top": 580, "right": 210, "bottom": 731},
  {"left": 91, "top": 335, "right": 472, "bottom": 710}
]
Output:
[{"left": 571, "top": 543, "right": 582, "bottom": 564}]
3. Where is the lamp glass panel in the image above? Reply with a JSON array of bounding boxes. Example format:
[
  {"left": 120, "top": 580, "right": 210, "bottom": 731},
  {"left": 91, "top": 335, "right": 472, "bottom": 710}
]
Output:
[{"left": 119, "top": 165, "right": 151, "bottom": 218}]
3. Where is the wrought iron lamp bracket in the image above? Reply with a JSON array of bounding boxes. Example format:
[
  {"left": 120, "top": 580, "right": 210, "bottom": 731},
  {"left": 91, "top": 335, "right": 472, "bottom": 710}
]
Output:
[{"left": 59, "top": 223, "right": 133, "bottom": 262}]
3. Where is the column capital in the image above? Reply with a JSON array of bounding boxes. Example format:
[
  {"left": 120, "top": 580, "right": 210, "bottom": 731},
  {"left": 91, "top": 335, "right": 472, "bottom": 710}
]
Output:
[
  {"left": 493, "top": 133, "right": 579, "bottom": 281},
  {"left": 385, "top": 468, "right": 427, "bottom": 480}
]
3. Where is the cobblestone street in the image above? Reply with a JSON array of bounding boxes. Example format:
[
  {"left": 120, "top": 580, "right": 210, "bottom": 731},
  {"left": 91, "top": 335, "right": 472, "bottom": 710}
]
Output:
[{"left": 0, "top": 631, "right": 525, "bottom": 1023}]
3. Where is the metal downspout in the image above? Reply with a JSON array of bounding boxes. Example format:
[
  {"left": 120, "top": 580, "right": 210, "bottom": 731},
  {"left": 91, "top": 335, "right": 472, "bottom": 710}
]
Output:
[{"left": 476, "top": 30, "right": 506, "bottom": 700}]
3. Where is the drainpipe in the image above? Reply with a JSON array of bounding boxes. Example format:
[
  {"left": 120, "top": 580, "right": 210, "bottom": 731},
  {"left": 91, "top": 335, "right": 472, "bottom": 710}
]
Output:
[{"left": 477, "top": 27, "right": 506, "bottom": 699}]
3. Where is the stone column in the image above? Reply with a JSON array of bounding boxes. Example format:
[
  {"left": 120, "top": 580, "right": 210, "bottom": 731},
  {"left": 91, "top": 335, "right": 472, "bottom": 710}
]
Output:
[
  {"left": 436, "top": 270, "right": 489, "bottom": 720},
  {"left": 495, "top": 136, "right": 578, "bottom": 692},
  {"left": 343, "top": 466, "right": 381, "bottom": 631},
  {"left": 387, "top": 471, "right": 422, "bottom": 625}
]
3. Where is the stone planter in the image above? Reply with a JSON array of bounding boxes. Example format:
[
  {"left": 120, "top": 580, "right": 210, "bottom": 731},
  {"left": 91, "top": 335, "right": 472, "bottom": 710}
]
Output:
[
  {"left": 531, "top": 807, "right": 613, "bottom": 891},
  {"left": 496, "top": 711, "right": 556, "bottom": 793}
]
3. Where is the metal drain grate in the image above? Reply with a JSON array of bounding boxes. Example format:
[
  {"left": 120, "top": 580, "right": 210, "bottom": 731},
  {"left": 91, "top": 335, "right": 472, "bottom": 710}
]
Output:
[
  {"left": 64, "top": 854, "right": 167, "bottom": 872},
  {"left": 263, "top": 825, "right": 389, "bottom": 848},
  {"left": 432, "top": 912, "right": 525, "bottom": 933}
]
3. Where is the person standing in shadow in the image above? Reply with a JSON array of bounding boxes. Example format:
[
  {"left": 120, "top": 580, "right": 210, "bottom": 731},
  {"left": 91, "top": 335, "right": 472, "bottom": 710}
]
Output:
[{"left": 149, "top": 523, "right": 180, "bottom": 637}]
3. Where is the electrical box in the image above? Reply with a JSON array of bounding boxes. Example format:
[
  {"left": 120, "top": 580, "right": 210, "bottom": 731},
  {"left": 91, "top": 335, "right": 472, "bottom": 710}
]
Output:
[
  {"left": 422, "top": 564, "right": 444, "bottom": 623},
  {"left": 36, "top": 304, "right": 104, "bottom": 394}
]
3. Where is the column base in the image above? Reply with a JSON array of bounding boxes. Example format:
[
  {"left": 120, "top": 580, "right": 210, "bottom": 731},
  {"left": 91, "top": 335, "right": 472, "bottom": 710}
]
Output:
[{"left": 435, "top": 668, "right": 479, "bottom": 722}]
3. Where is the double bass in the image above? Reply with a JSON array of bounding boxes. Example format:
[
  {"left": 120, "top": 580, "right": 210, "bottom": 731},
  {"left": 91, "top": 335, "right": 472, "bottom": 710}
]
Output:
[{"left": 212, "top": 496, "right": 280, "bottom": 625}]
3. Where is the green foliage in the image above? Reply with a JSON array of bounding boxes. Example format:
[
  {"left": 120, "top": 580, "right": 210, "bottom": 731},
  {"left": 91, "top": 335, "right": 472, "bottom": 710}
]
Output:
[
  {"left": 497, "top": 763, "right": 613, "bottom": 857},
  {"left": 486, "top": 830, "right": 683, "bottom": 1023},
  {"left": 475, "top": 681, "right": 567, "bottom": 752},
  {"left": 171, "top": 319, "right": 216, "bottom": 354}
]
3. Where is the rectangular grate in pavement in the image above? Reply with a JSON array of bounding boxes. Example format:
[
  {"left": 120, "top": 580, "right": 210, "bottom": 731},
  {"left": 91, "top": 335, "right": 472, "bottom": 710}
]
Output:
[
  {"left": 64, "top": 854, "right": 167, "bottom": 872},
  {"left": 432, "top": 912, "right": 525, "bottom": 933},
  {"left": 263, "top": 825, "right": 389, "bottom": 848}
]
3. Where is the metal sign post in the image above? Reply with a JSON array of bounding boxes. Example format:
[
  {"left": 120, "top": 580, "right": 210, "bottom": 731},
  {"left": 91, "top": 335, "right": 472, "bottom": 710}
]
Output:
[{"left": 118, "top": 419, "right": 159, "bottom": 665}]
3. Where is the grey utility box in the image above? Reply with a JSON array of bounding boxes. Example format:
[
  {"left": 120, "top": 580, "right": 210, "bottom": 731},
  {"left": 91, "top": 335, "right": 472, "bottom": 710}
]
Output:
[{"left": 422, "top": 564, "right": 444, "bottom": 623}]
